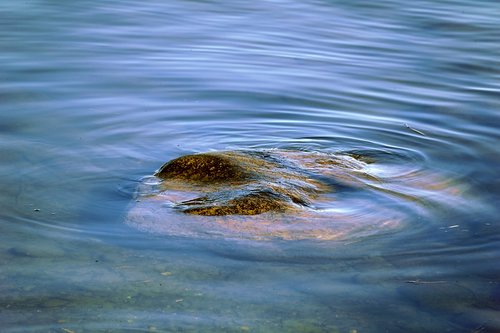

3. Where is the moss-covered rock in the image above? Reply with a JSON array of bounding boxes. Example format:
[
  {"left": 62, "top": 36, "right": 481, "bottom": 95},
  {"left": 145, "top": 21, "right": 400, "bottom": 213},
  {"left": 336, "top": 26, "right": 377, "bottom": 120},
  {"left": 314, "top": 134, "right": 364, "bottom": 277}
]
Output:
[
  {"left": 156, "top": 153, "right": 252, "bottom": 183},
  {"left": 153, "top": 150, "right": 338, "bottom": 216},
  {"left": 180, "top": 190, "right": 289, "bottom": 216},
  {"left": 126, "top": 149, "right": 465, "bottom": 240}
]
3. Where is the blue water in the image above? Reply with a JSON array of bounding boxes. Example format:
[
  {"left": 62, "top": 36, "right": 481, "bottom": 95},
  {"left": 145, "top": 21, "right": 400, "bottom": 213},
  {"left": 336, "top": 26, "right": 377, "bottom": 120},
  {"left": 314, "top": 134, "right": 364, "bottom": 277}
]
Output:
[{"left": 1, "top": 0, "right": 499, "bottom": 332}]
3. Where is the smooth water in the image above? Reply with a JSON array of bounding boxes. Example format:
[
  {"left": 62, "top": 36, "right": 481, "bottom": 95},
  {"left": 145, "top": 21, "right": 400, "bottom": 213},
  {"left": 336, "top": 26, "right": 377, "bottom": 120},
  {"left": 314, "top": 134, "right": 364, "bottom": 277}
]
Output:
[{"left": 1, "top": 0, "right": 499, "bottom": 332}]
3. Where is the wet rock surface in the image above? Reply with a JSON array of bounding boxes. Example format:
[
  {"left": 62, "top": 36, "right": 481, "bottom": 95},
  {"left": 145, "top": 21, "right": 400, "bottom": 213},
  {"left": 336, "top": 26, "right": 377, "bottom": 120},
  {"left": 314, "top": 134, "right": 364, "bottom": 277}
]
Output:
[
  {"left": 156, "top": 153, "right": 253, "bottom": 183},
  {"left": 154, "top": 150, "right": 334, "bottom": 216}
]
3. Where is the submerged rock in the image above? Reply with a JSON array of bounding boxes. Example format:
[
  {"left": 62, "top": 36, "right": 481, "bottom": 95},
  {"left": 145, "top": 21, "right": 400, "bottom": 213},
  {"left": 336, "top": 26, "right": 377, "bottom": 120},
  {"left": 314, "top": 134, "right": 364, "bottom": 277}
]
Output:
[
  {"left": 179, "top": 190, "right": 289, "bottom": 216},
  {"left": 126, "top": 149, "right": 466, "bottom": 240},
  {"left": 154, "top": 150, "right": 332, "bottom": 216}
]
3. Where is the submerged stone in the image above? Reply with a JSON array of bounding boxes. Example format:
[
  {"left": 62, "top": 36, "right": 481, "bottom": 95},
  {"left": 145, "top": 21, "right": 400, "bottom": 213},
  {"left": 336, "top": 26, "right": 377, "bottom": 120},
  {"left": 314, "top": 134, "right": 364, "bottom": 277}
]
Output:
[
  {"left": 126, "top": 149, "right": 466, "bottom": 240},
  {"left": 180, "top": 189, "right": 290, "bottom": 216},
  {"left": 153, "top": 150, "right": 337, "bottom": 216}
]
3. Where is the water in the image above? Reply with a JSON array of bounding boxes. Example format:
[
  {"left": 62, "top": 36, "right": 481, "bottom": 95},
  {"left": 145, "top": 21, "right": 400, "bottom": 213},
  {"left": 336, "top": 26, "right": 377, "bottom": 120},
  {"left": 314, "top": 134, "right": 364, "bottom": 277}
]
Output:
[{"left": 1, "top": 0, "right": 499, "bottom": 332}]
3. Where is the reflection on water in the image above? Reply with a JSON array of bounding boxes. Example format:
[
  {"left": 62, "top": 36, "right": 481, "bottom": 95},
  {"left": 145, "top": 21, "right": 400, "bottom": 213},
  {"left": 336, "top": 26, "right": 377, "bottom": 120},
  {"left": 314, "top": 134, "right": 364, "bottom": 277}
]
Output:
[{"left": 1, "top": 0, "right": 499, "bottom": 332}]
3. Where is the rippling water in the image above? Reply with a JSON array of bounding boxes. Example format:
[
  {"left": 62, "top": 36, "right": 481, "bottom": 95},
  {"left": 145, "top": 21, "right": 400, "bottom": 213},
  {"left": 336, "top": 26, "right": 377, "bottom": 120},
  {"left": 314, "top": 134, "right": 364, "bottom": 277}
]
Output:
[{"left": 1, "top": 0, "right": 499, "bottom": 332}]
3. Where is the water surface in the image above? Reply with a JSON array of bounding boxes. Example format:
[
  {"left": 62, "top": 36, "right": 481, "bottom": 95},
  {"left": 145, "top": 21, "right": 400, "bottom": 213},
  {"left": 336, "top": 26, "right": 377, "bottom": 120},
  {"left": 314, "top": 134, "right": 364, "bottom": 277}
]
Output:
[{"left": 1, "top": 0, "right": 499, "bottom": 332}]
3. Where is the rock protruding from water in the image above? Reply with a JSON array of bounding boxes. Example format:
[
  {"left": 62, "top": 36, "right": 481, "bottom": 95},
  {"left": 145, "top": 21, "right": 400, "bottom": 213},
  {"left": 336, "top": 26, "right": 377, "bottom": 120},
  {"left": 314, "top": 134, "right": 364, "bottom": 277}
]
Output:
[
  {"left": 126, "top": 149, "right": 465, "bottom": 240},
  {"left": 155, "top": 153, "right": 252, "bottom": 183},
  {"left": 153, "top": 151, "right": 333, "bottom": 216}
]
